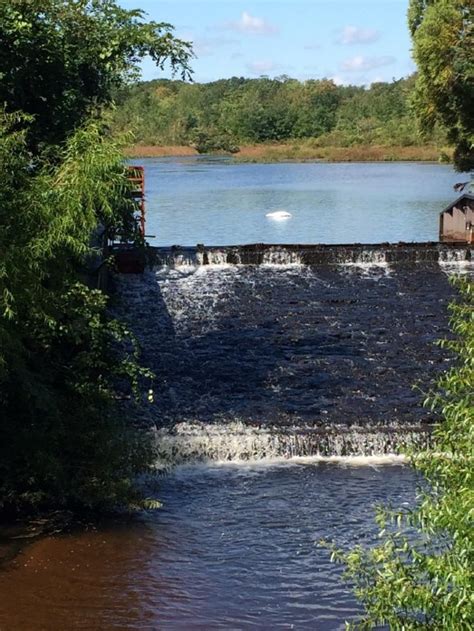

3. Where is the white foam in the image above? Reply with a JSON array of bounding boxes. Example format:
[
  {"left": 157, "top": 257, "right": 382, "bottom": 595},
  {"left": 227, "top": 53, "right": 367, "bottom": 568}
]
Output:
[
  {"left": 151, "top": 421, "right": 426, "bottom": 469},
  {"left": 439, "top": 248, "right": 472, "bottom": 263},
  {"left": 162, "top": 454, "right": 408, "bottom": 480},
  {"left": 177, "top": 454, "right": 407, "bottom": 469},
  {"left": 340, "top": 261, "right": 393, "bottom": 278},
  {"left": 439, "top": 260, "right": 474, "bottom": 277}
]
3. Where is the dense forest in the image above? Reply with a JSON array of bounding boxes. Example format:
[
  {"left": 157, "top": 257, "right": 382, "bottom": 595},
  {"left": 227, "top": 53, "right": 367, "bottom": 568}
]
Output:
[{"left": 111, "top": 75, "right": 448, "bottom": 155}]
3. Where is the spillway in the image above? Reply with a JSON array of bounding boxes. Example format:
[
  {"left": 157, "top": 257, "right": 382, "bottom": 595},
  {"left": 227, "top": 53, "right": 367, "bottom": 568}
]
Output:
[{"left": 113, "top": 243, "right": 472, "bottom": 464}]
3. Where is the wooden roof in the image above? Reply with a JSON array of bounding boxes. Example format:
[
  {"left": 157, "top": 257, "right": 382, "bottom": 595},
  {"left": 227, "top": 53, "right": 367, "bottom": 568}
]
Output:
[{"left": 441, "top": 192, "right": 474, "bottom": 215}]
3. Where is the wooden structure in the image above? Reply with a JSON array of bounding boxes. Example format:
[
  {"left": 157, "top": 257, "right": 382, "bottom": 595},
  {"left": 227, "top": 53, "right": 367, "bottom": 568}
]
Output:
[
  {"left": 127, "top": 165, "right": 146, "bottom": 237},
  {"left": 439, "top": 193, "right": 474, "bottom": 243},
  {"left": 108, "top": 166, "right": 147, "bottom": 274}
]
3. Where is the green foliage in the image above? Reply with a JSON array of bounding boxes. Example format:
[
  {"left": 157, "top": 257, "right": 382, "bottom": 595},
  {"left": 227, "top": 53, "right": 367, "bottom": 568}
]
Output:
[
  {"left": 0, "top": 1, "right": 194, "bottom": 515},
  {"left": 190, "top": 128, "right": 239, "bottom": 154},
  {"left": 0, "top": 114, "right": 154, "bottom": 514},
  {"left": 0, "top": 0, "right": 193, "bottom": 150},
  {"left": 408, "top": 0, "right": 474, "bottom": 171},
  {"left": 327, "top": 278, "right": 474, "bottom": 629},
  {"left": 111, "top": 75, "right": 444, "bottom": 151}
]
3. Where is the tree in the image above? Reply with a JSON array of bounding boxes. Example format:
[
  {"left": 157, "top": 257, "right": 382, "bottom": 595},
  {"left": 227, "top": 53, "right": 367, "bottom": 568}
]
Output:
[
  {"left": 0, "top": 114, "right": 158, "bottom": 513},
  {"left": 292, "top": 80, "right": 341, "bottom": 138},
  {"left": 408, "top": 0, "right": 474, "bottom": 171},
  {"left": 328, "top": 278, "right": 474, "bottom": 629},
  {"left": 0, "top": 1, "right": 193, "bottom": 514},
  {"left": 0, "top": 0, "right": 193, "bottom": 150},
  {"left": 109, "top": 75, "right": 441, "bottom": 151}
]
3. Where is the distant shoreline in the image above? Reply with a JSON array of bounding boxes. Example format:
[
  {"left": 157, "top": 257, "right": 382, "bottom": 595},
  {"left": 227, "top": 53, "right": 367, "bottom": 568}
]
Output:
[{"left": 124, "top": 143, "right": 451, "bottom": 164}]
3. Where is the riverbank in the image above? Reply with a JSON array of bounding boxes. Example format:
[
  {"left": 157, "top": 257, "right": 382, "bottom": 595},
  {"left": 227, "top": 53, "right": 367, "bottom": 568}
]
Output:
[{"left": 124, "top": 143, "right": 451, "bottom": 163}]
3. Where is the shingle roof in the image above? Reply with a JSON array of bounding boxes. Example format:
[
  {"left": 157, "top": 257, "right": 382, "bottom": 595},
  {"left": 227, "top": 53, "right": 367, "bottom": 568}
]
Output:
[{"left": 440, "top": 193, "right": 474, "bottom": 215}]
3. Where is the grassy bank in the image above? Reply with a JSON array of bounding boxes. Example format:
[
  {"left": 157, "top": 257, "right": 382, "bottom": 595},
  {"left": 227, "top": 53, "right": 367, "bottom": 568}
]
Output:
[
  {"left": 125, "top": 144, "right": 197, "bottom": 157},
  {"left": 124, "top": 143, "right": 452, "bottom": 164}
]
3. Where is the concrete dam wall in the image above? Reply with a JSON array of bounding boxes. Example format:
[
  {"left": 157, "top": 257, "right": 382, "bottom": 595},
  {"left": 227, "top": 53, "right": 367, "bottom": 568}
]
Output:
[
  {"left": 114, "top": 244, "right": 473, "bottom": 463},
  {"left": 151, "top": 242, "right": 472, "bottom": 267}
]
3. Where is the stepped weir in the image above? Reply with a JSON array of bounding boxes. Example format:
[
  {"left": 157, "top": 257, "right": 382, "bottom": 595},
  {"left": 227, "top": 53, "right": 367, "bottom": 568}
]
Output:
[{"left": 114, "top": 243, "right": 473, "bottom": 465}]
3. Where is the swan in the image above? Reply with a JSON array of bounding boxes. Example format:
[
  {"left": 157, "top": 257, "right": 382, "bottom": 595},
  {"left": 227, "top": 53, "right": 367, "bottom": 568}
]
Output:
[{"left": 265, "top": 210, "right": 292, "bottom": 220}]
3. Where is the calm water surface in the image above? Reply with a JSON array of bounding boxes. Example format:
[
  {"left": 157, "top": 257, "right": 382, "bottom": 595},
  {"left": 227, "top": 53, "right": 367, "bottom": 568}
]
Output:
[
  {"left": 0, "top": 462, "right": 415, "bottom": 630},
  {"left": 141, "top": 158, "right": 459, "bottom": 245}
]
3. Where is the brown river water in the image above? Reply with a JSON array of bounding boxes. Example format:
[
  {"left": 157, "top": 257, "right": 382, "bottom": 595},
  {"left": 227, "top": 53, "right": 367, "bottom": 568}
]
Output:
[{"left": 1, "top": 461, "right": 415, "bottom": 630}]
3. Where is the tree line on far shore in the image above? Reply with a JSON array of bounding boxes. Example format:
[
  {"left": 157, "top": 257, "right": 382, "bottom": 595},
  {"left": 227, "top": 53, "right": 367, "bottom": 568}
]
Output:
[{"left": 111, "top": 75, "right": 448, "bottom": 153}]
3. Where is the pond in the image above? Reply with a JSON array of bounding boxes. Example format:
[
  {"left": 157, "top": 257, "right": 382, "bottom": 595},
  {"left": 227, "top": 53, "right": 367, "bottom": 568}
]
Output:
[{"left": 139, "top": 158, "right": 460, "bottom": 246}]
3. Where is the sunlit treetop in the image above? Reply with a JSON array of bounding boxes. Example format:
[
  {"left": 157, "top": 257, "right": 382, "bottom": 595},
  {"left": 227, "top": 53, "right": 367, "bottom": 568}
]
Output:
[
  {"left": 408, "top": 0, "right": 473, "bottom": 171},
  {"left": 0, "top": 0, "right": 194, "bottom": 150}
]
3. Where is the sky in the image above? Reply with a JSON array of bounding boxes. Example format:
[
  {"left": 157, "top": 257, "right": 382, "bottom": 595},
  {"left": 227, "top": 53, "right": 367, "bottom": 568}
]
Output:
[{"left": 118, "top": 0, "right": 416, "bottom": 86}]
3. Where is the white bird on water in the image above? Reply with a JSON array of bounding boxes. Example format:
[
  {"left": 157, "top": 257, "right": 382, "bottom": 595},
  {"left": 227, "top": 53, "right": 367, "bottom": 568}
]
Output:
[{"left": 265, "top": 210, "right": 292, "bottom": 220}]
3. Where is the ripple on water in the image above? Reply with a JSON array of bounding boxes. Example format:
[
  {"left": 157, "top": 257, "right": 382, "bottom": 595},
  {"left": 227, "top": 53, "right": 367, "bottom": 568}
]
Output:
[
  {"left": 0, "top": 463, "right": 416, "bottom": 630},
  {"left": 113, "top": 262, "right": 462, "bottom": 429}
]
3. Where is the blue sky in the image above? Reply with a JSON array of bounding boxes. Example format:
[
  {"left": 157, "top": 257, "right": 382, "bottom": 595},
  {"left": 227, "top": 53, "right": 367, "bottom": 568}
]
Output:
[{"left": 119, "top": 0, "right": 415, "bottom": 85}]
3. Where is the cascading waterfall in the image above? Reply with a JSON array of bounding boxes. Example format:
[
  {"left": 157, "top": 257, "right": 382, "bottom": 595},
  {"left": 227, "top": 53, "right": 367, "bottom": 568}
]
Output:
[
  {"left": 113, "top": 243, "right": 473, "bottom": 469},
  {"left": 151, "top": 421, "right": 429, "bottom": 468},
  {"left": 439, "top": 248, "right": 473, "bottom": 262},
  {"left": 151, "top": 243, "right": 473, "bottom": 268}
]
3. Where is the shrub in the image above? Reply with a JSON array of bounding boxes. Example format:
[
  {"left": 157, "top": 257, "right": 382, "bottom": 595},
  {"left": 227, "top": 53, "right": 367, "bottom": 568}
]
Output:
[
  {"left": 0, "top": 115, "right": 154, "bottom": 514},
  {"left": 328, "top": 278, "right": 474, "bottom": 629}
]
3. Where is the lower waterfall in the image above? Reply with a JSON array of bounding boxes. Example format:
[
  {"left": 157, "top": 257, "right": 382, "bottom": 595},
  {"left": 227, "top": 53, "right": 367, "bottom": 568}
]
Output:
[{"left": 151, "top": 421, "right": 428, "bottom": 468}]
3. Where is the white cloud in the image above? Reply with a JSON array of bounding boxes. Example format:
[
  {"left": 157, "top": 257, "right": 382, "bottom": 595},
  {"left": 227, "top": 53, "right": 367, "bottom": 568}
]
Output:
[
  {"left": 329, "top": 75, "right": 347, "bottom": 86},
  {"left": 246, "top": 60, "right": 280, "bottom": 75},
  {"left": 336, "top": 25, "right": 380, "bottom": 45},
  {"left": 341, "top": 55, "right": 395, "bottom": 72},
  {"left": 192, "top": 41, "right": 212, "bottom": 57},
  {"left": 225, "top": 11, "right": 278, "bottom": 36}
]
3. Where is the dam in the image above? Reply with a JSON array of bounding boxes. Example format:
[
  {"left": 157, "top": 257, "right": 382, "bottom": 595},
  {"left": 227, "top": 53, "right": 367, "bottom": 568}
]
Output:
[
  {"left": 6, "top": 245, "right": 467, "bottom": 630},
  {"left": 113, "top": 242, "right": 473, "bottom": 464}
]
